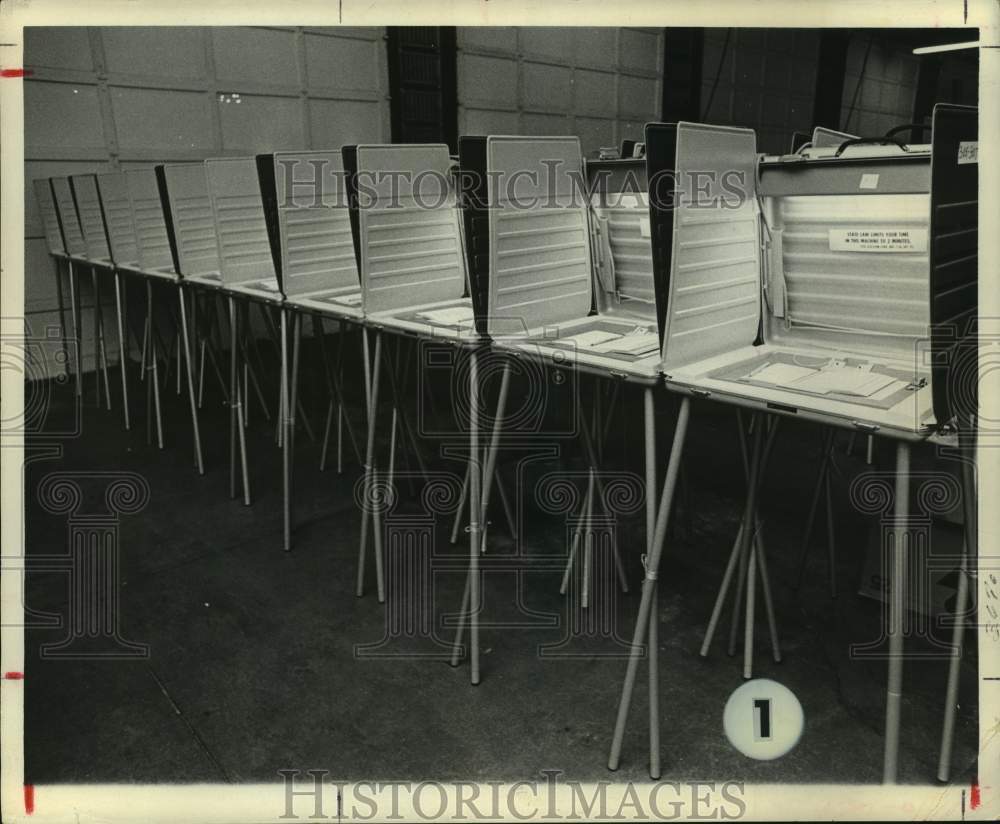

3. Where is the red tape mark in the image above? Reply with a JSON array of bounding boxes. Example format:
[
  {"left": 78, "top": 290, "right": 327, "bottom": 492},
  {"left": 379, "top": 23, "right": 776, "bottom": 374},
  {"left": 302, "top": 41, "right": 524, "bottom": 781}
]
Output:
[
  {"left": 1, "top": 68, "right": 33, "bottom": 78},
  {"left": 24, "top": 784, "right": 34, "bottom": 815},
  {"left": 4, "top": 671, "right": 24, "bottom": 679},
  {"left": 970, "top": 782, "right": 981, "bottom": 810}
]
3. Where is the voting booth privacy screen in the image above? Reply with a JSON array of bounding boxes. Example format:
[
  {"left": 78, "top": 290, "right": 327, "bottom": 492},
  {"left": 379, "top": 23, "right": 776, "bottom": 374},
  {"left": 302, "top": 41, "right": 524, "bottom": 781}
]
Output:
[{"left": 651, "top": 105, "right": 977, "bottom": 441}]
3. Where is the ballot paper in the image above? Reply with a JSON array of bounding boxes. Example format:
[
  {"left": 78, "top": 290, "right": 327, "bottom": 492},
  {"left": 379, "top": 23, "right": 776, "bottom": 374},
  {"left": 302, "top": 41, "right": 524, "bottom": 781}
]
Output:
[
  {"left": 747, "top": 360, "right": 905, "bottom": 399},
  {"left": 559, "top": 329, "right": 621, "bottom": 348},
  {"left": 592, "top": 331, "right": 660, "bottom": 356},
  {"left": 416, "top": 305, "right": 475, "bottom": 326},
  {"left": 748, "top": 362, "right": 818, "bottom": 386},
  {"left": 791, "top": 367, "right": 898, "bottom": 397},
  {"left": 254, "top": 280, "right": 280, "bottom": 292},
  {"left": 332, "top": 293, "right": 363, "bottom": 306}
]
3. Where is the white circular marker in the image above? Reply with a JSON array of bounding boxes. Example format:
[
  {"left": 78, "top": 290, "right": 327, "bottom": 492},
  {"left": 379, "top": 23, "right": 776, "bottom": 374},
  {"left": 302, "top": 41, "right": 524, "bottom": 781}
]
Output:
[{"left": 723, "top": 678, "right": 804, "bottom": 760}]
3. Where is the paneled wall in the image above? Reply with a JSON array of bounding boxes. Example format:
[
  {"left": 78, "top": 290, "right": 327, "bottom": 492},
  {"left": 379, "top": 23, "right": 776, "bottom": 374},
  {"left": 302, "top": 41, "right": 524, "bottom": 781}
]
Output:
[
  {"left": 456, "top": 27, "right": 664, "bottom": 155},
  {"left": 839, "top": 34, "right": 919, "bottom": 137},
  {"left": 700, "top": 29, "right": 821, "bottom": 155},
  {"left": 24, "top": 26, "right": 390, "bottom": 378}
]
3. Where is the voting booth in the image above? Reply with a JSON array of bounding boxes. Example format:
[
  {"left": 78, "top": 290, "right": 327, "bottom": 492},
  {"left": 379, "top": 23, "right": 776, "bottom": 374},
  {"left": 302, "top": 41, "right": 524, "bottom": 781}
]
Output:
[
  {"left": 50, "top": 177, "right": 87, "bottom": 259},
  {"left": 96, "top": 173, "right": 141, "bottom": 269},
  {"left": 159, "top": 163, "right": 223, "bottom": 286},
  {"left": 346, "top": 143, "right": 472, "bottom": 339},
  {"left": 448, "top": 136, "right": 665, "bottom": 690},
  {"left": 204, "top": 157, "right": 282, "bottom": 301},
  {"left": 261, "top": 150, "right": 363, "bottom": 318},
  {"left": 256, "top": 150, "right": 368, "bottom": 549},
  {"left": 69, "top": 175, "right": 112, "bottom": 266},
  {"left": 609, "top": 105, "right": 979, "bottom": 784},
  {"left": 657, "top": 109, "right": 976, "bottom": 441},
  {"left": 343, "top": 143, "right": 486, "bottom": 675}
]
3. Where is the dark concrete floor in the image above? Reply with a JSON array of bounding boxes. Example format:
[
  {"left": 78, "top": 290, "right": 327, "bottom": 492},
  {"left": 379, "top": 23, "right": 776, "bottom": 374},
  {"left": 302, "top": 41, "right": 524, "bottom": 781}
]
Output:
[{"left": 22, "top": 334, "right": 978, "bottom": 786}]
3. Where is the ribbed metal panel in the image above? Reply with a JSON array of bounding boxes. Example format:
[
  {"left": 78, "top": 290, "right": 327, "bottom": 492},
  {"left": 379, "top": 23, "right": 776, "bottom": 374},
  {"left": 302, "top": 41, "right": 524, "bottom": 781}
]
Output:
[
  {"left": 356, "top": 144, "right": 465, "bottom": 313},
  {"left": 811, "top": 126, "right": 856, "bottom": 150},
  {"left": 273, "top": 151, "right": 359, "bottom": 298},
  {"left": 492, "top": 207, "right": 590, "bottom": 319},
  {"left": 125, "top": 168, "right": 175, "bottom": 272},
  {"left": 96, "top": 173, "right": 140, "bottom": 267},
  {"left": 33, "top": 179, "right": 65, "bottom": 255},
  {"left": 70, "top": 175, "right": 111, "bottom": 262},
  {"left": 661, "top": 123, "right": 761, "bottom": 370},
  {"left": 486, "top": 136, "right": 592, "bottom": 336},
  {"left": 778, "top": 194, "right": 930, "bottom": 344},
  {"left": 162, "top": 164, "right": 220, "bottom": 277},
  {"left": 205, "top": 158, "right": 277, "bottom": 288},
  {"left": 929, "top": 103, "right": 978, "bottom": 426},
  {"left": 50, "top": 177, "right": 86, "bottom": 257},
  {"left": 592, "top": 191, "right": 656, "bottom": 319}
]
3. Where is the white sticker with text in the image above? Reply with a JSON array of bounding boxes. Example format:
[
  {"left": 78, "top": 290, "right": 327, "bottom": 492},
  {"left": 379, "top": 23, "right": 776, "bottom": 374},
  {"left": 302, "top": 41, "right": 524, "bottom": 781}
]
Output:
[
  {"left": 958, "top": 141, "right": 978, "bottom": 164},
  {"left": 829, "top": 228, "right": 929, "bottom": 253}
]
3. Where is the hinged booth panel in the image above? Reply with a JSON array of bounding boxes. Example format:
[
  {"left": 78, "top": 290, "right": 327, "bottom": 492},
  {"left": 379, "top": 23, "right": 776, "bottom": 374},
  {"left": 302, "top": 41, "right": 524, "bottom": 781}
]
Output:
[
  {"left": 657, "top": 122, "right": 761, "bottom": 371},
  {"left": 33, "top": 179, "right": 65, "bottom": 256},
  {"left": 928, "top": 103, "right": 978, "bottom": 428},
  {"left": 486, "top": 136, "right": 592, "bottom": 337},
  {"left": 51, "top": 177, "right": 87, "bottom": 258},
  {"left": 125, "top": 168, "right": 176, "bottom": 274},
  {"left": 353, "top": 143, "right": 466, "bottom": 315},
  {"left": 265, "top": 150, "right": 359, "bottom": 299},
  {"left": 205, "top": 157, "right": 279, "bottom": 291},
  {"left": 585, "top": 157, "right": 657, "bottom": 324},
  {"left": 96, "top": 173, "right": 139, "bottom": 268},
  {"left": 160, "top": 164, "right": 221, "bottom": 279},
  {"left": 70, "top": 175, "right": 111, "bottom": 264},
  {"left": 457, "top": 135, "right": 490, "bottom": 335}
]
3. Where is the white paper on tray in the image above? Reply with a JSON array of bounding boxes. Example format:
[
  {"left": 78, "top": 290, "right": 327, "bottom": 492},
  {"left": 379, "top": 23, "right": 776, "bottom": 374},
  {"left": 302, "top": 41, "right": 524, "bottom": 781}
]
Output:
[
  {"left": 560, "top": 330, "right": 620, "bottom": 348},
  {"left": 333, "top": 293, "right": 363, "bottom": 306},
  {"left": 792, "top": 367, "right": 898, "bottom": 397},
  {"left": 747, "top": 360, "right": 906, "bottom": 399},
  {"left": 416, "top": 305, "right": 475, "bottom": 325},
  {"left": 592, "top": 331, "right": 660, "bottom": 356},
  {"left": 748, "top": 362, "right": 818, "bottom": 386}
]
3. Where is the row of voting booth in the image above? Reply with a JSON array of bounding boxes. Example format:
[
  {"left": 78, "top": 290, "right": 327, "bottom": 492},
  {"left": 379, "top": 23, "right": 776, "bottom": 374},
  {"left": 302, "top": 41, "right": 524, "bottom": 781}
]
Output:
[{"left": 32, "top": 103, "right": 978, "bottom": 784}]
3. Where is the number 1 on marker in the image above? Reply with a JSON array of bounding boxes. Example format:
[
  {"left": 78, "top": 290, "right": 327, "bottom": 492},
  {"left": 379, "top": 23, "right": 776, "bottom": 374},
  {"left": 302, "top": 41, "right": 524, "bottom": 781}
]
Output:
[{"left": 753, "top": 698, "right": 772, "bottom": 741}]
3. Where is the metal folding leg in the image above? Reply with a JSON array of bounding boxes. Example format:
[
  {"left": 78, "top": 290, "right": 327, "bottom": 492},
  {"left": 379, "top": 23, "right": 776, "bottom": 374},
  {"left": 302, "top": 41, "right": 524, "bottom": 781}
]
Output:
[
  {"left": 643, "top": 387, "right": 660, "bottom": 778},
  {"left": 177, "top": 285, "right": 204, "bottom": 475},
  {"left": 700, "top": 414, "right": 781, "bottom": 677},
  {"left": 68, "top": 260, "right": 84, "bottom": 399},
  {"left": 357, "top": 328, "right": 385, "bottom": 599},
  {"left": 92, "top": 267, "right": 112, "bottom": 411},
  {"left": 937, "top": 429, "right": 976, "bottom": 782},
  {"left": 450, "top": 359, "right": 514, "bottom": 548},
  {"left": 113, "top": 270, "right": 130, "bottom": 430},
  {"left": 608, "top": 396, "right": 690, "bottom": 774},
  {"left": 281, "top": 308, "right": 292, "bottom": 550},
  {"left": 54, "top": 257, "right": 71, "bottom": 387},
  {"left": 228, "top": 295, "right": 250, "bottom": 504},
  {"left": 561, "top": 377, "right": 629, "bottom": 601},
  {"left": 883, "top": 441, "right": 910, "bottom": 784},
  {"left": 795, "top": 427, "right": 838, "bottom": 596},
  {"left": 314, "top": 315, "right": 362, "bottom": 470},
  {"left": 466, "top": 347, "right": 482, "bottom": 684},
  {"left": 145, "top": 280, "right": 164, "bottom": 449}
]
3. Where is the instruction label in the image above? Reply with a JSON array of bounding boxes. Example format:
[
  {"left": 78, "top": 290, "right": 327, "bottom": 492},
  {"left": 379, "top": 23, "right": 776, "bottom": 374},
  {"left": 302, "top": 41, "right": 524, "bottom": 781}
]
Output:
[
  {"left": 829, "top": 227, "right": 928, "bottom": 253},
  {"left": 957, "top": 141, "right": 978, "bottom": 164},
  {"left": 638, "top": 216, "right": 650, "bottom": 238}
]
